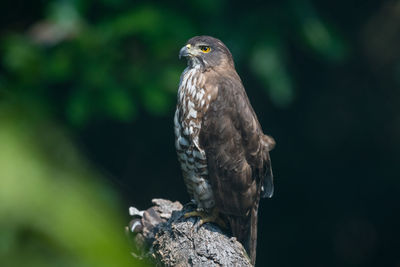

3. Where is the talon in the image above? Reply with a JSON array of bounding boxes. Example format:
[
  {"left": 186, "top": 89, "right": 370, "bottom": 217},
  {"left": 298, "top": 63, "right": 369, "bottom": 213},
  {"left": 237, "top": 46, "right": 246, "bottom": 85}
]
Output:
[
  {"left": 184, "top": 208, "right": 227, "bottom": 229},
  {"left": 184, "top": 210, "right": 207, "bottom": 219},
  {"left": 199, "top": 216, "right": 226, "bottom": 228}
]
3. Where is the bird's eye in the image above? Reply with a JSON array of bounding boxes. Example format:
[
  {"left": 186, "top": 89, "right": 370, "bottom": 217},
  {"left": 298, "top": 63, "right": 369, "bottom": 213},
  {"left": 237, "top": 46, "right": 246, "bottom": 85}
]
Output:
[{"left": 199, "top": 46, "right": 211, "bottom": 53}]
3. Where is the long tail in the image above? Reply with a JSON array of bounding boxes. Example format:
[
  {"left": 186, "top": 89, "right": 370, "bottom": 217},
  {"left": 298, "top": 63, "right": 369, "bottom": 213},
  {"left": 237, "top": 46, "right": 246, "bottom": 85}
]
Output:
[{"left": 228, "top": 204, "right": 259, "bottom": 265}]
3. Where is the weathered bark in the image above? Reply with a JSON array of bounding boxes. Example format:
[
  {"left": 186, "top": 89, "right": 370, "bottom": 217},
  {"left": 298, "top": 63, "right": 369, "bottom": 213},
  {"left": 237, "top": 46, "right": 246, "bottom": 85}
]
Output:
[{"left": 126, "top": 199, "right": 252, "bottom": 266}]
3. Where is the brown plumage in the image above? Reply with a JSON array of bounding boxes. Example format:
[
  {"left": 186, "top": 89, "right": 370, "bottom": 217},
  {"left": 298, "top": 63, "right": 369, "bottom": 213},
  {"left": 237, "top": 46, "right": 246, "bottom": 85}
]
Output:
[{"left": 174, "top": 36, "right": 275, "bottom": 265}]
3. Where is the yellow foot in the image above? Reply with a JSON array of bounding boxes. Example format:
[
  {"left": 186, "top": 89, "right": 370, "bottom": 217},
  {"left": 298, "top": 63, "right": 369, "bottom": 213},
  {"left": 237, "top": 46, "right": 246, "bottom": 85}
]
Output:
[{"left": 184, "top": 208, "right": 227, "bottom": 229}]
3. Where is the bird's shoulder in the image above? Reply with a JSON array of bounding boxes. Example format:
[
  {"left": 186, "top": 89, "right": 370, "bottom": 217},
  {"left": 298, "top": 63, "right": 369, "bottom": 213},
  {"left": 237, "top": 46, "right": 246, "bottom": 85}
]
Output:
[
  {"left": 202, "top": 67, "right": 245, "bottom": 105},
  {"left": 200, "top": 68, "right": 270, "bottom": 166}
]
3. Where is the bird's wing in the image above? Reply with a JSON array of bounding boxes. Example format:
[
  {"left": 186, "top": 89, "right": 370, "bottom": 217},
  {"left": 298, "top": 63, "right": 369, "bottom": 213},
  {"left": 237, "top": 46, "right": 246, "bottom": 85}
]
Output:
[
  {"left": 199, "top": 75, "right": 273, "bottom": 264},
  {"left": 200, "top": 76, "right": 273, "bottom": 210},
  {"left": 200, "top": 77, "right": 258, "bottom": 216}
]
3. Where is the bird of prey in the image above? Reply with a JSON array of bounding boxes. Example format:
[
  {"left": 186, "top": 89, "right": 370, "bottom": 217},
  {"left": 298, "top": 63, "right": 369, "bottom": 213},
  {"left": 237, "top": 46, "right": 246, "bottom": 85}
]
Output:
[{"left": 174, "top": 35, "right": 275, "bottom": 265}]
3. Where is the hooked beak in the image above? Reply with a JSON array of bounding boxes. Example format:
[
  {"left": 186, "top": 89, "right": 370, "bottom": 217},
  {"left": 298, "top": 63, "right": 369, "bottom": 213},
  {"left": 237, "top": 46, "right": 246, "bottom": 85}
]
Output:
[{"left": 179, "top": 44, "right": 191, "bottom": 59}]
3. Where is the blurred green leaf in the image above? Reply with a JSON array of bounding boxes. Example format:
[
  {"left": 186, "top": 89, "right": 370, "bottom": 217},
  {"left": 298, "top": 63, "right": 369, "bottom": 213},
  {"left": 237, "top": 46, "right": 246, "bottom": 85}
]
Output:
[
  {"left": 104, "top": 87, "right": 136, "bottom": 121},
  {"left": 45, "top": 48, "right": 73, "bottom": 81},
  {"left": 2, "top": 36, "right": 43, "bottom": 80},
  {"left": 293, "top": 0, "right": 348, "bottom": 62},
  {"left": 0, "top": 104, "right": 147, "bottom": 267},
  {"left": 142, "top": 86, "right": 173, "bottom": 116},
  {"left": 66, "top": 88, "right": 92, "bottom": 125},
  {"left": 100, "top": 6, "right": 162, "bottom": 41},
  {"left": 251, "top": 44, "right": 294, "bottom": 108}
]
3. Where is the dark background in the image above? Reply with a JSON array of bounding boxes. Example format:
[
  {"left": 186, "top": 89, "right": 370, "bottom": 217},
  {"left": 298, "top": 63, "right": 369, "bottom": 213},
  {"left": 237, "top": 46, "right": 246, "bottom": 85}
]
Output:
[{"left": 1, "top": 0, "right": 399, "bottom": 266}]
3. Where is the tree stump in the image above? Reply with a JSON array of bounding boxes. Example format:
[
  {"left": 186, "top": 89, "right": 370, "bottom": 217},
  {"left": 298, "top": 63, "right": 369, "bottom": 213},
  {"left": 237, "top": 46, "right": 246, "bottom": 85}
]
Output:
[{"left": 126, "top": 199, "right": 252, "bottom": 266}]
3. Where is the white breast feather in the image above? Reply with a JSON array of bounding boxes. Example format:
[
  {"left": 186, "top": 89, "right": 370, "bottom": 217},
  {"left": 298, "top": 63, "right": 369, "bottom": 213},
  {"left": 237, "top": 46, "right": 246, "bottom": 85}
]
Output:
[{"left": 175, "top": 68, "right": 215, "bottom": 210}]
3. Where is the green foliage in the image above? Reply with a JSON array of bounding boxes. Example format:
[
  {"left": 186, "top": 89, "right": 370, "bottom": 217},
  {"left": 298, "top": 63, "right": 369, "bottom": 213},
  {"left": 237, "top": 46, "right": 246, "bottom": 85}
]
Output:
[
  {"left": 251, "top": 41, "right": 294, "bottom": 108},
  {"left": 0, "top": 0, "right": 348, "bottom": 126},
  {"left": 292, "top": 0, "right": 348, "bottom": 62},
  {"left": 1, "top": 1, "right": 195, "bottom": 126},
  {"left": 0, "top": 104, "right": 146, "bottom": 267}
]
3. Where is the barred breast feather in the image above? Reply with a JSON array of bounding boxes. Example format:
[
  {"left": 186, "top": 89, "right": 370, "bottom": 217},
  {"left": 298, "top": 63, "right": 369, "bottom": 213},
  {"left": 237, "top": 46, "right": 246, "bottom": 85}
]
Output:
[{"left": 174, "top": 66, "right": 215, "bottom": 210}]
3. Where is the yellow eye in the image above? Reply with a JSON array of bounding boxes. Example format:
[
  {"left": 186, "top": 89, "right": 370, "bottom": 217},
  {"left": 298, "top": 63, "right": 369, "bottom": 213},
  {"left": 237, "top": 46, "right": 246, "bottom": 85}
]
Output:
[{"left": 199, "top": 46, "right": 211, "bottom": 53}]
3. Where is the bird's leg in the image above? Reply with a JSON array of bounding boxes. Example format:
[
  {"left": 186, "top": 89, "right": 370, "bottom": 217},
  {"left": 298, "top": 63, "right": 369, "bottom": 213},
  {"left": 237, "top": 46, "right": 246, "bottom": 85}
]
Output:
[
  {"left": 184, "top": 207, "right": 226, "bottom": 229},
  {"left": 198, "top": 207, "right": 227, "bottom": 228}
]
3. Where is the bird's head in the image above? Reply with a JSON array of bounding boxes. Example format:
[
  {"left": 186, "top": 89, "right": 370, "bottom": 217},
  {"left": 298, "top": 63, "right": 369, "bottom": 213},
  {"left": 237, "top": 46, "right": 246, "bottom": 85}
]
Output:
[{"left": 179, "top": 36, "right": 234, "bottom": 70}]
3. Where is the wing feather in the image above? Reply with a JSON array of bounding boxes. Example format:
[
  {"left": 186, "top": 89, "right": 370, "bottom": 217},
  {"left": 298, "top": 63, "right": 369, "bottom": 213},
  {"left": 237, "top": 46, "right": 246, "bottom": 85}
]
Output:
[{"left": 199, "top": 74, "right": 273, "bottom": 264}]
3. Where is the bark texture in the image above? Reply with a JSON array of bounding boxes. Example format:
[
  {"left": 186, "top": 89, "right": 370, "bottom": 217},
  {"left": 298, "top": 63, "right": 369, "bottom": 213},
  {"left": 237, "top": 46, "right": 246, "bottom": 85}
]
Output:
[{"left": 126, "top": 199, "right": 252, "bottom": 266}]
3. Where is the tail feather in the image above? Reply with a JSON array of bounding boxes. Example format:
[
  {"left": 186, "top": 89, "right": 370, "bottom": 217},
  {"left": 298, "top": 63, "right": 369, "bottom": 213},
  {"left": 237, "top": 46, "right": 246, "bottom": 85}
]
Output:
[
  {"left": 261, "top": 134, "right": 274, "bottom": 199},
  {"left": 228, "top": 205, "right": 259, "bottom": 265}
]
